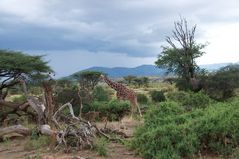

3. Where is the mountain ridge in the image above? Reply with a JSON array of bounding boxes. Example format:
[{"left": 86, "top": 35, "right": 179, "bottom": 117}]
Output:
[{"left": 65, "top": 62, "right": 238, "bottom": 79}]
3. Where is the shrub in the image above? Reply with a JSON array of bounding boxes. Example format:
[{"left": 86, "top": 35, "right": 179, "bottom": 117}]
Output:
[
  {"left": 93, "top": 137, "right": 109, "bottom": 157},
  {"left": 167, "top": 91, "right": 212, "bottom": 109},
  {"left": 150, "top": 90, "right": 166, "bottom": 102},
  {"left": 137, "top": 93, "right": 148, "bottom": 104},
  {"left": 167, "top": 91, "right": 190, "bottom": 103},
  {"left": 55, "top": 87, "right": 95, "bottom": 115},
  {"left": 92, "top": 86, "right": 109, "bottom": 101},
  {"left": 183, "top": 91, "right": 211, "bottom": 109},
  {"left": 24, "top": 136, "right": 50, "bottom": 151},
  {"left": 203, "top": 64, "right": 239, "bottom": 100},
  {"left": 11, "top": 95, "right": 26, "bottom": 103},
  {"left": 91, "top": 99, "right": 130, "bottom": 121},
  {"left": 131, "top": 100, "right": 239, "bottom": 159},
  {"left": 56, "top": 88, "right": 79, "bottom": 105}
]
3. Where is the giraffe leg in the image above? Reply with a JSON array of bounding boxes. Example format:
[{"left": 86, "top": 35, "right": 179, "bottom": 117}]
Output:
[
  {"left": 134, "top": 97, "right": 142, "bottom": 117},
  {"left": 130, "top": 104, "right": 134, "bottom": 119}
]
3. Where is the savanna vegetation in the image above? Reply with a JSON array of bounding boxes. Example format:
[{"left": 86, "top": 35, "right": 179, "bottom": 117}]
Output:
[{"left": 1, "top": 18, "right": 239, "bottom": 159}]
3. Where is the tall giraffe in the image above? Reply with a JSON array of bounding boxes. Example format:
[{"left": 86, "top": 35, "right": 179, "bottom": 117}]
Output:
[{"left": 100, "top": 75, "right": 142, "bottom": 117}]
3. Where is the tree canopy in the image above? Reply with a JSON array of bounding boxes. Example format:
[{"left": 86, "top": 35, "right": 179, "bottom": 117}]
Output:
[
  {"left": 0, "top": 50, "right": 53, "bottom": 99},
  {"left": 73, "top": 71, "right": 102, "bottom": 91},
  {"left": 155, "top": 18, "right": 206, "bottom": 90}
]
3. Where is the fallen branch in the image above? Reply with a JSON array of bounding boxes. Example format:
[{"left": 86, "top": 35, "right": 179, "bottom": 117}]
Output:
[
  {"left": 20, "top": 79, "right": 46, "bottom": 125},
  {"left": 0, "top": 100, "right": 35, "bottom": 123},
  {"left": 52, "top": 101, "right": 75, "bottom": 129},
  {"left": 0, "top": 125, "right": 31, "bottom": 138}
]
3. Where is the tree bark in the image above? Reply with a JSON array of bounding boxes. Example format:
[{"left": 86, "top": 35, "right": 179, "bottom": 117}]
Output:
[
  {"left": 43, "top": 82, "right": 55, "bottom": 126},
  {"left": 0, "top": 125, "right": 31, "bottom": 137},
  {"left": 0, "top": 100, "right": 34, "bottom": 123}
]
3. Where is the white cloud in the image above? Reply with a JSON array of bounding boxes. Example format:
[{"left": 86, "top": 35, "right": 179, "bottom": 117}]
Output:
[{"left": 197, "top": 22, "right": 239, "bottom": 64}]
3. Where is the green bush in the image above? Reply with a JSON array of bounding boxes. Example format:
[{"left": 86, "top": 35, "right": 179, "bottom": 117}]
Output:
[
  {"left": 167, "top": 91, "right": 190, "bottom": 103},
  {"left": 167, "top": 91, "right": 212, "bottom": 109},
  {"left": 56, "top": 88, "right": 78, "bottom": 105},
  {"left": 93, "top": 137, "right": 109, "bottom": 157},
  {"left": 183, "top": 91, "right": 211, "bottom": 109},
  {"left": 150, "top": 90, "right": 166, "bottom": 103},
  {"left": 91, "top": 99, "right": 130, "bottom": 121},
  {"left": 203, "top": 64, "right": 239, "bottom": 100},
  {"left": 137, "top": 93, "right": 148, "bottom": 104},
  {"left": 11, "top": 95, "right": 26, "bottom": 103},
  {"left": 55, "top": 87, "right": 95, "bottom": 115},
  {"left": 24, "top": 136, "right": 50, "bottom": 151},
  {"left": 92, "top": 86, "right": 109, "bottom": 101},
  {"left": 131, "top": 100, "right": 239, "bottom": 159}
]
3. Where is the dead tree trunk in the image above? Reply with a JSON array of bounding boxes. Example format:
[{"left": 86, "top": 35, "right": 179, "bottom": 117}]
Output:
[
  {"left": 20, "top": 79, "right": 46, "bottom": 125},
  {"left": 43, "top": 82, "right": 55, "bottom": 126},
  {"left": 77, "top": 89, "right": 83, "bottom": 119},
  {"left": 0, "top": 125, "right": 31, "bottom": 138}
]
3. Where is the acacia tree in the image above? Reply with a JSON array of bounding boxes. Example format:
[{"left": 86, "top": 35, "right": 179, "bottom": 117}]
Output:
[
  {"left": 155, "top": 18, "right": 206, "bottom": 91},
  {"left": 73, "top": 71, "right": 102, "bottom": 91},
  {"left": 73, "top": 71, "right": 102, "bottom": 101},
  {"left": 123, "top": 75, "right": 137, "bottom": 85},
  {"left": 132, "top": 77, "right": 149, "bottom": 87},
  {"left": 0, "top": 50, "right": 52, "bottom": 100}
]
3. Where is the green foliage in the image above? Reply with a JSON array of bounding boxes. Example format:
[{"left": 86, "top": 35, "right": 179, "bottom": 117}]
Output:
[
  {"left": 232, "top": 149, "right": 239, "bottom": 159},
  {"left": 2, "top": 137, "right": 12, "bottom": 148},
  {"left": 183, "top": 91, "right": 211, "bottom": 109},
  {"left": 30, "top": 127, "right": 39, "bottom": 140},
  {"left": 175, "top": 78, "right": 191, "bottom": 91},
  {"left": 73, "top": 71, "right": 102, "bottom": 91},
  {"left": 0, "top": 50, "right": 52, "bottom": 91},
  {"left": 155, "top": 18, "right": 206, "bottom": 91},
  {"left": 123, "top": 75, "right": 137, "bottom": 85},
  {"left": 93, "top": 137, "right": 109, "bottom": 157},
  {"left": 133, "top": 77, "right": 149, "bottom": 87},
  {"left": 24, "top": 136, "right": 50, "bottom": 151},
  {"left": 123, "top": 76, "right": 149, "bottom": 87},
  {"left": 11, "top": 95, "right": 26, "bottom": 103},
  {"left": 167, "top": 91, "right": 212, "bottom": 109},
  {"left": 55, "top": 88, "right": 82, "bottom": 115},
  {"left": 131, "top": 100, "right": 239, "bottom": 159},
  {"left": 167, "top": 91, "right": 189, "bottom": 103},
  {"left": 56, "top": 78, "right": 73, "bottom": 88},
  {"left": 203, "top": 64, "right": 239, "bottom": 100},
  {"left": 56, "top": 88, "right": 78, "bottom": 105},
  {"left": 91, "top": 99, "right": 130, "bottom": 121},
  {"left": 92, "top": 86, "right": 109, "bottom": 101},
  {"left": 150, "top": 90, "right": 166, "bottom": 102},
  {"left": 137, "top": 93, "right": 148, "bottom": 104}
]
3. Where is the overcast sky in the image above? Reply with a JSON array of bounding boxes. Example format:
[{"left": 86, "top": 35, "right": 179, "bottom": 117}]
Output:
[{"left": 0, "top": 0, "right": 239, "bottom": 77}]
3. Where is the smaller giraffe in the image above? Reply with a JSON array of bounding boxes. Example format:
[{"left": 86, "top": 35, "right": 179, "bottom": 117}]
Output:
[{"left": 100, "top": 75, "right": 142, "bottom": 117}]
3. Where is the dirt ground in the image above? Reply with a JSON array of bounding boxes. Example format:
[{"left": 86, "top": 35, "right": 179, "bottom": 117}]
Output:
[
  {"left": 0, "top": 117, "right": 143, "bottom": 159},
  {"left": 0, "top": 141, "right": 142, "bottom": 159}
]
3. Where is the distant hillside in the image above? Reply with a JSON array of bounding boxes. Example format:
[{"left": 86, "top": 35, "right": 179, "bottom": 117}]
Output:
[
  {"left": 69, "top": 65, "right": 166, "bottom": 78},
  {"left": 65, "top": 62, "right": 237, "bottom": 79},
  {"left": 200, "top": 62, "right": 233, "bottom": 71}
]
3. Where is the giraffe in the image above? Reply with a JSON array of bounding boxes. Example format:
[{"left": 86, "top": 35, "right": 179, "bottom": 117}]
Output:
[{"left": 100, "top": 75, "right": 142, "bottom": 117}]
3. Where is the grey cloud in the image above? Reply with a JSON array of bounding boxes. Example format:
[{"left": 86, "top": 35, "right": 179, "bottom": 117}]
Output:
[{"left": 0, "top": 0, "right": 239, "bottom": 58}]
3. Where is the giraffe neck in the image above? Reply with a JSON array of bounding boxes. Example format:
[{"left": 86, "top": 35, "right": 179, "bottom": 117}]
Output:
[{"left": 103, "top": 76, "right": 120, "bottom": 91}]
